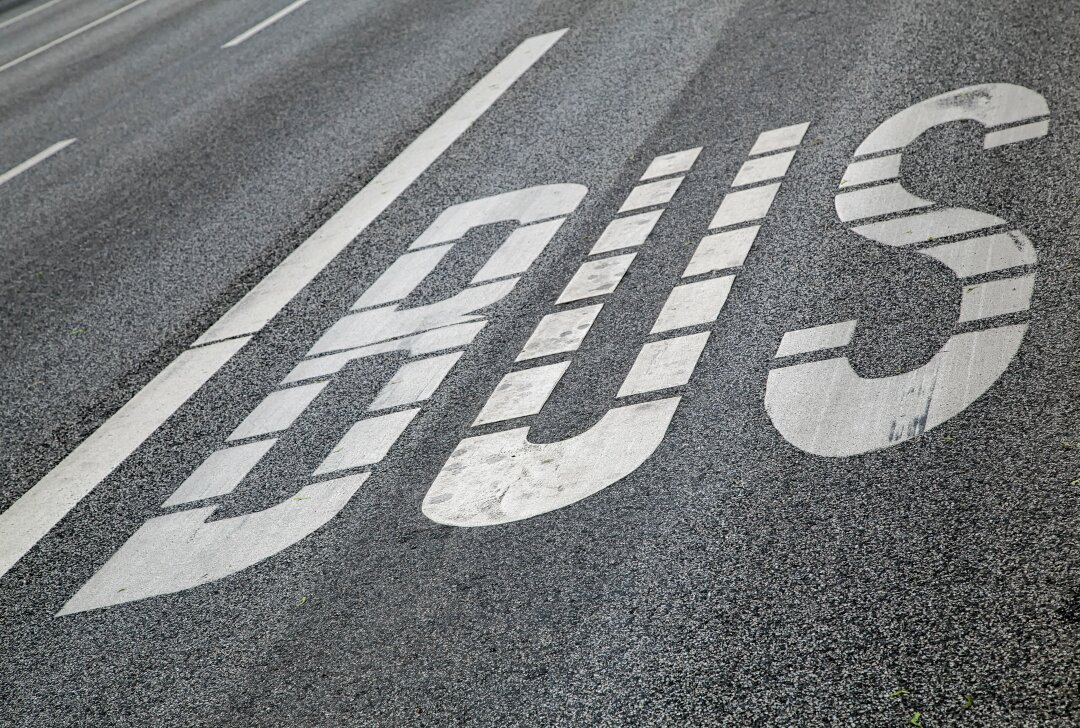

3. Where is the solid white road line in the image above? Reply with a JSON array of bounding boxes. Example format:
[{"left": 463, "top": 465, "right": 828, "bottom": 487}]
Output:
[
  {"left": 0, "top": 0, "right": 152, "bottom": 75},
  {"left": 0, "top": 0, "right": 67, "bottom": 33},
  {"left": 0, "top": 29, "right": 568, "bottom": 581},
  {"left": 0, "top": 337, "right": 250, "bottom": 578},
  {"left": 0, "top": 139, "right": 76, "bottom": 187},
  {"left": 221, "top": 0, "right": 315, "bottom": 49},
  {"left": 195, "top": 29, "right": 568, "bottom": 345}
]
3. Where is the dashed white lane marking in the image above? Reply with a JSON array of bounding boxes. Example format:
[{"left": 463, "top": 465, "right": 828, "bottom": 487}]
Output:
[
  {"left": 0, "top": 139, "right": 76, "bottom": 187},
  {"left": 221, "top": 0, "right": 315, "bottom": 48},
  {"left": 516, "top": 304, "right": 603, "bottom": 361},
  {"left": 774, "top": 320, "right": 857, "bottom": 358},
  {"left": 650, "top": 276, "right": 734, "bottom": 334},
  {"left": 0, "top": 337, "right": 249, "bottom": 578},
  {"left": 617, "top": 176, "right": 684, "bottom": 212},
  {"left": 0, "top": 0, "right": 67, "bottom": 33},
  {"left": 708, "top": 182, "right": 780, "bottom": 229},
  {"left": 0, "top": 30, "right": 567, "bottom": 581},
  {"left": 589, "top": 209, "right": 663, "bottom": 254},
  {"left": 682, "top": 227, "right": 758, "bottom": 277},
  {"left": 368, "top": 351, "right": 463, "bottom": 410},
  {"left": 748, "top": 122, "right": 810, "bottom": 156},
  {"left": 731, "top": 149, "right": 796, "bottom": 187},
  {"left": 0, "top": 0, "right": 152, "bottom": 74},
  {"left": 313, "top": 409, "right": 419, "bottom": 476},
  {"left": 161, "top": 439, "right": 277, "bottom": 507},
  {"left": 195, "top": 29, "right": 569, "bottom": 345},
  {"left": 555, "top": 253, "right": 636, "bottom": 303},
  {"left": 473, "top": 361, "right": 571, "bottom": 425},
  {"left": 227, "top": 381, "right": 328, "bottom": 441},
  {"left": 639, "top": 147, "right": 701, "bottom": 180},
  {"left": 616, "top": 332, "right": 710, "bottom": 398}
]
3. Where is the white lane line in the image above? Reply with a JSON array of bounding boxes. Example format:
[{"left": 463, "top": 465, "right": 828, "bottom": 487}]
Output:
[
  {"left": 221, "top": 0, "right": 315, "bottom": 49},
  {"left": 195, "top": 29, "right": 569, "bottom": 345},
  {"left": 555, "top": 253, "right": 636, "bottom": 304},
  {"left": 516, "top": 304, "right": 603, "bottom": 361},
  {"left": 774, "top": 320, "right": 856, "bottom": 358},
  {"left": 227, "top": 380, "right": 328, "bottom": 441},
  {"left": 639, "top": 147, "right": 701, "bottom": 180},
  {"left": 618, "top": 176, "right": 684, "bottom": 212},
  {"left": 0, "top": 337, "right": 250, "bottom": 578},
  {"left": 0, "top": 0, "right": 152, "bottom": 75},
  {"left": 683, "top": 226, "right": 759, "bottom": 277},
  {"left": 0, "top": 30, "right": 566, "bottom": 581},
  {"left": 0, "top": 139, "right": 76, "bottom": 187},
  {"left": 0, "top": 0, "right": 66, "bottom": 33},
  {"left": 650, "top": 276, "right": 734, "bottom": 334},
  {"left": 616, "top": 332, "right": 710, "bottom": 398},
  {"left": 748, "top": 122, "right": 810, "bottom": 156},
  {"left": 589, "top": 209, "right": 663, "bottom": 255}
]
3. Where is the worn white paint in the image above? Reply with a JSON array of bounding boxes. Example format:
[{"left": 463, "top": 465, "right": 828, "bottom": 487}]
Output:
[
  {"left": 368, "top": 352, "right": 463, "bottom": 410},
  {"left": 352, "top": 245, "right": 453, "bottom": 310},
  {"left": 922, "top": 230, "right": 1036, "bottom": 277},
  {"left": 709, "top": 183, "right": 780, "bottom": 229},
  {"left": 650, "top": 277, "right": 734, "bottom": 334},
  {"left": 618, "top": 177, "right": 684, "bottom": 212},
  {"left": 683, "top": 226, "right": 758, "bottom": 277},
  {"left": 731, "top": 150, "right": 796, "bottom": 187},
  {"left": 313, "top": 409, "right": 419, "bottom": 475},
  {"left": 195, "top": 30, "right": 571, "bottom": 345},
  {"left": 640, "top": 148, "right": 701, "bottom": 180},
  {"left": 227, "top": 381, "right": 328, "bottom": 441},
  {"left": 984, "top": 120, "right": 1049, "bottom": 149},
  {"left": 834, "top": 182, "right": 933, "bottom": 222},
  {"left": 473, "top": 361, "right": 570, "bottom": 425},
  {"left": 0, "top": 0, "right": 66, "bottom": 32},
  {"left": 222, "top": 0, "right": 315, "bottom": 48},
  {"left": 58, "top": 474, "right": 367, "bottom": 615},
  {"left": 838, "top": 154, "right": 902, "bottom": 189},
  {"left": 556, "top": 254, "right": 636, "bottom": 304},
  {"left": 0, "top": 139, "right": 75, "bottom": 187},
  {"left": 516, "top": 305, "right": 602, "bottom": 361},
  {"left": 162, "top": 439, "right": 277, "bottom": 507},
  {"left": 589, "top": 209, "right": 663, "bottom": 254},
  {"left": 471, "top": 218, "right": 566, "bottom": 283},
  {"left": 774, "top": 320, "right": 857, "bottom": 358},
  {"left": 851, "top": 208, "right": 1004, "bottom": 245},
  {"left": 749, "top": 123, "right": 810, "bottom": 156},
  {"left": 423, "top": 398, "right": 680, "bottom": 527},
  {"left": 0, "top": 337, "right": 250, "bottom": 579},
  {"left": 958, "top": 274, "right": 1035, "bottom": 322},
  {"left": 617, "top": 332, "right": 710, "bottom": 397}
]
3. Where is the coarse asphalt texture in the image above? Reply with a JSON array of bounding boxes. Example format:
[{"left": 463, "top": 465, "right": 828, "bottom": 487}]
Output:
[{"left": 1, "top": 0, "right": 1078, "bottom": 725}]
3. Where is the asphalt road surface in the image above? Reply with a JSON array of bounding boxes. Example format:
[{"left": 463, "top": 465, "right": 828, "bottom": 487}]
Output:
[{"left": 1, "top": 0, "right": 1078, "bottom": 725}]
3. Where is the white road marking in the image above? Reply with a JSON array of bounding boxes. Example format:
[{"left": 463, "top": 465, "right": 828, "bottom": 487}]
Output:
[
  {"left": 313, "top": 409, "right": 419, "bottom": 476},
  {"left": 368, "top": 352, "right": 463, "bottom": 410},
  {"left": 984, "top": 120, "right": 1049, "bottom": 149},
  {"left": 221, "top": 0, "right": 316, "bottom": 48},
  {"left": 1, "top": 30, "right": 566, "bottom": 583},
  {"left": 838, "top": 154, "right": 901, "bottom": 189},
  {"left": 516, "top": 304, "right": 603, "bottom": 361},
  {"left": 617, "top": 331, "right": 710, "bottom": 397},
  {"left": 958, "top": 274, "right": 1035, "bottom": 322},
  {"left": 650, "top": 276, "right": 734, "bottom": 334},
  {"left": 0, "top": 0, "right": 66, "bottom": 33},
  {"left": 473, "top": 361, "right": 570, "bottom": 426},
  {"left": 588, "top": 209, "right": 663, "bottom": 254},
  {"left": 851, "top": 208, "right": 1004, "bottom": 245},
  {"left": 161, "top": 439, "right": 277, "bottom": 507},
  {"left": 639, "top": 147, "right": 701, "bottom": 180},
  {"left": 470, "top": 218, "right": 566, "bottom": 283},
  {"left": 618, "top": 176, "right": 684, "bottom": 212},
  {"left": 227, "top": 381, "right": 328, "bottom": 441},
  {"left": 731, "top": 150, "right": 796, "bottom": 187},
  {"left": 774, "top": 320, "right": 856, "bottom": 358},
  {"left": 0, "top": 139, "right": 76, "bottom": 187},
  {"left": 58, "top": 473, "right": 367, "bottom": 615},
  {"left": 556, "top": 253, "right": 636, "bottom": 304},
  {"left": 0, "top": 0, "right": 152, "bottom": 74},
  {"left": 922, "top": 230, "right": 1036, "bottom": 276},
  {"left": 748, "top": 122, "right": 810, "bottom": 156},
  {"left": 834, "top": 182, "right": 933, "bottom": 222},
  {"left": 0, "top": 337, "right": 249, "bottom": 579},
  {"left": 195, "top": 30, "right": 570, "bottom": 345},
  {"left": 683, "top": 226, "right": 758, "bottom": 277},
  {"left": 423, "top": 398, "right": 680, "bottom": 527},
  {"left": 352, "top": 245, "right": 453, "bottom": 310},
  {"left": 708, "top": 183, "right": 780, "bottom": 229}
]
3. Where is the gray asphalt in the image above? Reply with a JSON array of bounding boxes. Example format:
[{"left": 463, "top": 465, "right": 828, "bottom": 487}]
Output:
[{"left": 1, "top": 0, "right": 1078, "bottom": 725}]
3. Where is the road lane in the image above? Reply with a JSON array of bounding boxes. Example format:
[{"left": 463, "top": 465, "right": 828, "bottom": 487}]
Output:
[{"left": 1, "top": 0, "right": 1078, "bottom": 725}]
